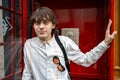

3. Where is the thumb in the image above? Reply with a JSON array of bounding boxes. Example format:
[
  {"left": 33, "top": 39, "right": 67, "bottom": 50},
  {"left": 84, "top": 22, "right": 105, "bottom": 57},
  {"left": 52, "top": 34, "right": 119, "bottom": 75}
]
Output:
[{"left": 111, "top": 31, "right": 117, "bottom": 39}]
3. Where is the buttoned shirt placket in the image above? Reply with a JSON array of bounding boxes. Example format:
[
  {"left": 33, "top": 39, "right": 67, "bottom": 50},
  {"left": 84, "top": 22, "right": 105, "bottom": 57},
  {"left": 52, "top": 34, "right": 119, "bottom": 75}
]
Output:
[{"left": 45, "top": 42, "right": 52, "bottom": 80}]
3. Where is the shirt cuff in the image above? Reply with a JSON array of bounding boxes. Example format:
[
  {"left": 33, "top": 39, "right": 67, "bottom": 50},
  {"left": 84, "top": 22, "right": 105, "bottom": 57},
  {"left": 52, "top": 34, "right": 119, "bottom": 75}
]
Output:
[{"left": 101, "top": 40, "right": 110, "bottom": 48}]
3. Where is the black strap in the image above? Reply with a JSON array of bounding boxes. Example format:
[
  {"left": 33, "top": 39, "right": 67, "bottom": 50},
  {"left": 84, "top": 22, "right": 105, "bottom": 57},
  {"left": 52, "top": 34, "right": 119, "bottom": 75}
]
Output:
[{"left": 55, "top": 36, "right": 71, "bottom": 77}]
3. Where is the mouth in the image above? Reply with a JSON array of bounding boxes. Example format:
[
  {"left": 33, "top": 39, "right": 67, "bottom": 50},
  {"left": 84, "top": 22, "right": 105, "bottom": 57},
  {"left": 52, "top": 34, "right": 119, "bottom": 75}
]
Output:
[{"left": 38, "top": 31, "right": 46, "bottom": 34}]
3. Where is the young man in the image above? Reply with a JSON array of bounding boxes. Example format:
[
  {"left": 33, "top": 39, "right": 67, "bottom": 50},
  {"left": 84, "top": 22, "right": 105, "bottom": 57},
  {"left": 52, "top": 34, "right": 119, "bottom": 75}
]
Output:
[{"left": 22, "top": 7, "right": 117, "bottom": 80}]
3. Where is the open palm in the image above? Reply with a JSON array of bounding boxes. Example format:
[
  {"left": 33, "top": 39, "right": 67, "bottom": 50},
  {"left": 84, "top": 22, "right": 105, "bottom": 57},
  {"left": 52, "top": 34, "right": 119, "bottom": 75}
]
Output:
[{"left": 104, "top": 19, "right": 117, "bottom": 46}]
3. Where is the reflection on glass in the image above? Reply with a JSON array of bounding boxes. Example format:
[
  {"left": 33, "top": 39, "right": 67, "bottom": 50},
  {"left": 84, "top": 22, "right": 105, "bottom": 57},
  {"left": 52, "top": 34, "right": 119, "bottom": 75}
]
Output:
[
  {"left": 0, "top": 8, "right": 5, "bottom": 78},
  {"left": 1, "top": 0, "right": 11, "bottom": 9},
  {"left": 14, "top": 14, "right": 22, "bottom": 77},
  {"left": 0, "top": 0, "right": 2, "bottom": 6},
  {"left": 0, "top": 0, "right": 22, "bottom": 79},
  {"left": 0, "top": 9, "right": 22, "bottom": 79},
  {"left": 2, "top": 10, "right": 11, "bottom": 77},
  {"left": 15, "top": 15, "right": 20, "bottom": 40}
]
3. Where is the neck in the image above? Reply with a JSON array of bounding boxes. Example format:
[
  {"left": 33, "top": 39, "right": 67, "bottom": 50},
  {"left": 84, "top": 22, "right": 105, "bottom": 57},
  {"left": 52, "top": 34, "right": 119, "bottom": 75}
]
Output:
[{"left": 39, "top": 35, "right": 53, "bottom": 42}]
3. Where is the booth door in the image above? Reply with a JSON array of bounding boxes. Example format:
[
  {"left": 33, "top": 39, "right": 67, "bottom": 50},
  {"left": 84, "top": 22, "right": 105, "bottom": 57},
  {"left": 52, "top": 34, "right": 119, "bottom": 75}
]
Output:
[
  {"left": 38, "top": 0, "right": 114, "bottom": 80},
  {"left": 54, "top": 6, "right": 109, "bottom": 80}
]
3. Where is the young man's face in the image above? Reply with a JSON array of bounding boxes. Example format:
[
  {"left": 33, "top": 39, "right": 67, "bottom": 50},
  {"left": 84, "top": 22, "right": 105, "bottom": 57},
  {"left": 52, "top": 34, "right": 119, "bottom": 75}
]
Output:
[{"left": 33, "top": 20, "right": 55, "bottom": 41}]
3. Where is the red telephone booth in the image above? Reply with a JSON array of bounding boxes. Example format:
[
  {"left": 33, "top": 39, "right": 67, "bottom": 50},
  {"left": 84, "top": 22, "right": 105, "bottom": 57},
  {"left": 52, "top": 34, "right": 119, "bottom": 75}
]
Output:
[{"left": 0, "top": 0, "right": 114, "bottom": 80}]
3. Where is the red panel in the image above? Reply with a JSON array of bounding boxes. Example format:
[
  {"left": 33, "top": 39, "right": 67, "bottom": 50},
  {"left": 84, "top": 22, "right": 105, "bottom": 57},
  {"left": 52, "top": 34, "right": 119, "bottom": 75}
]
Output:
[
  {"left": 53, "top": 8, "right": 108, "bottom": 80},
  {"left": 38, "top": 0, "right": 113, "bottom": 79}
]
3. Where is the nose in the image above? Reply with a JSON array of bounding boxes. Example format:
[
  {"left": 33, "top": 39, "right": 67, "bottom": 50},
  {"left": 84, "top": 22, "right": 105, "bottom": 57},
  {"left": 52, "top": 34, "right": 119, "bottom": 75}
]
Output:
[{"left": 39, "top": 23, "right": 44, "bottom": 30}]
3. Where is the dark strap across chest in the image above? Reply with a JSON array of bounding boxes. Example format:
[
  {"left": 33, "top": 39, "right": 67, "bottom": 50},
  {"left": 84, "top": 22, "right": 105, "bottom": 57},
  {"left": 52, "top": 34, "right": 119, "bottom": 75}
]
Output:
[{"left": 55, "top": 36, "right": 71, "bottom": 78}]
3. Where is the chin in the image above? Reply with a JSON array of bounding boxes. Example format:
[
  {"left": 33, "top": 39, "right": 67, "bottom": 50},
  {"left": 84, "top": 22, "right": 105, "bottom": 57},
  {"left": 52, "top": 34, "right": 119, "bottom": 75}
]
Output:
[
  {"left": 38, "top": 35, "right": 46, "bottom": 38},
  {"left": 38, "top": 35, "right": 47, "bottom": 39}
]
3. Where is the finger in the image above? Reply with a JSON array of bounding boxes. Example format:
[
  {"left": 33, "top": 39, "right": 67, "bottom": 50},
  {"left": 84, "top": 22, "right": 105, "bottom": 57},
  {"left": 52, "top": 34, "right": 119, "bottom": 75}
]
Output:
[
  {"left": 111, "top": 31, "right": 117, "bottom": 39},
  {"left": 106, "top": 19, "right": 112, "bottom": 33}
]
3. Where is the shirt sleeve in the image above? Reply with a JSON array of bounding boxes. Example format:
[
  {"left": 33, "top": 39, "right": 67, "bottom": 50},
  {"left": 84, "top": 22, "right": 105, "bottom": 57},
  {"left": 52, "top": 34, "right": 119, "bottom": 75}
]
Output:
[
  {"left": 60, "top": 36, "right": 109, "bottom": 67},
  {"left": 22, "top": 40, "right": 33, "bottom": 80}
]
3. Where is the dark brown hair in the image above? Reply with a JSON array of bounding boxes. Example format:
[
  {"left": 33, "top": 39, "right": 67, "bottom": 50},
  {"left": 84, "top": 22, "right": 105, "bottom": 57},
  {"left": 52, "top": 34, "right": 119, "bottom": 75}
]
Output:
[{"left": 30, "top": 7, "right": 58, "bottom": 35}]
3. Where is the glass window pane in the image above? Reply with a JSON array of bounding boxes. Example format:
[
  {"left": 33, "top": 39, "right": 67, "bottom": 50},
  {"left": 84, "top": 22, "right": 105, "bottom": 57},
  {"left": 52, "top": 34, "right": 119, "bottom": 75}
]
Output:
[
  {"left": 0, "top": 0, "right": 23, "bottom": 79},
  {"left": 14, "top": 14, "right": 22, "bottom": 75},
  {"left": 0, "top": 9, "right": 12, "bottom": 78},
  {"left": 14, "top": 74, "right": 22, "bottom": 80},
  {"left": 15, "top": 15, "right": 21, "bottom": 40},
  {"left": 0, "top": 0, "right": 11, "bottom": 9},
  {"left": 15, "top": 0, "right": 20, "bottom": 12},
  {"left": 0, "top": 9, "right": 22, "bottom": 79}
]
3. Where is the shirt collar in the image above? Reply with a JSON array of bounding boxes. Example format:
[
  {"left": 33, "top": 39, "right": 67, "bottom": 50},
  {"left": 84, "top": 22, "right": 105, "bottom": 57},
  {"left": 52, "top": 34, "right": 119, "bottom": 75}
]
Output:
[
  {"left": 47, "top": 36, "right": 55, "bottom": 46},
  {"left": 37, "top": 36, "right": 55, "bottom": 47}
]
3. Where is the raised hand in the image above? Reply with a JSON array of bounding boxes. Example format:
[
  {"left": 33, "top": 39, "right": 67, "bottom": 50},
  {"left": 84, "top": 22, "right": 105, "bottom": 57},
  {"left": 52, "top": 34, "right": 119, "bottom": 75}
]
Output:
[{"left": 104, "top": 19, "right": 117, "bottom": 46}]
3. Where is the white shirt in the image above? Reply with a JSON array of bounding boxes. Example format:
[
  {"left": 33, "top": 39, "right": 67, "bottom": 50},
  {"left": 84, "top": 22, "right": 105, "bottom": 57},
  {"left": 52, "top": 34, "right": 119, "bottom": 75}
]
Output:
[{"left": 22, "top": 36, "right": 109, "bottom": 80}]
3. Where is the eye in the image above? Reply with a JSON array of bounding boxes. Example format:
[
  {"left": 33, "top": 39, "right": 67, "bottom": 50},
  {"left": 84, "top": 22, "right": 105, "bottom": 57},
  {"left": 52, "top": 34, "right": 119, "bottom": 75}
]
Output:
[
  {"left": 34, "top": 22, "right": 41, "bottom": 25},
  {"left": 43, "top": 20, "right": 49, "bottom": 25}
]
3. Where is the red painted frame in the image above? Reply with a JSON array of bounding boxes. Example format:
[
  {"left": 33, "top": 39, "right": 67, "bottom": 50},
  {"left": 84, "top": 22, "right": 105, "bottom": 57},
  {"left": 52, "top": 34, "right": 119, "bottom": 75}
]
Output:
[{"left": 110, "top": 0, "right": 114, "bottom": 80}]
